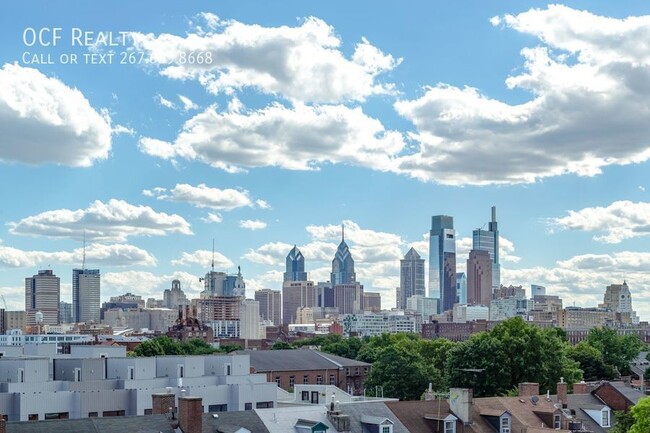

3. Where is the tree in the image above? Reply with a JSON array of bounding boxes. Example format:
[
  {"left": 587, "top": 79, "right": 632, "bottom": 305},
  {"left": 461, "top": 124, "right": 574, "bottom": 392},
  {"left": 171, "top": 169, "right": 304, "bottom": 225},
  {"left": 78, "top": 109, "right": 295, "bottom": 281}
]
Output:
[
  {"left": 364, "top": 344, "right": 440, "bottom": 400},
  {"left": 629, "top": 396, "right": 650, "bottom": 433},
  {"left": 587, "top": 327, "right": 643, "bottom": 376},
  {"left": 271, "top": 341, "right": 294, "bottom": 350},
  {"left": 567, "top": 342, "right": 617, "bottom": 380},
  {"left": 610, "top": 410, "right": 635, "bottom": 433}
]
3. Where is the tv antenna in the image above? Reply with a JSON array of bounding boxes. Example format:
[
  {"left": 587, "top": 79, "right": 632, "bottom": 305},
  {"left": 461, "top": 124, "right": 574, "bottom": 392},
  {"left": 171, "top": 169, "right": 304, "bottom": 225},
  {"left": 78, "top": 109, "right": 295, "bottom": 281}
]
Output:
[{"left": 82, "top": 229, "right": 87, "bottom": 270}]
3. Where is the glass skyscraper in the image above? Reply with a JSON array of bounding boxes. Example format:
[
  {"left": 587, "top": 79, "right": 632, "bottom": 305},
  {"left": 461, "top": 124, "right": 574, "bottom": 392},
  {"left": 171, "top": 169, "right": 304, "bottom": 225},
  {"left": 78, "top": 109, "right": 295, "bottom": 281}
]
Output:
[
  {"left": 331, "top": 226, "right": 356, "bottom": 286},
  {"left": 284, "top": 245, "right": 308, "bottom": 282},
  {"left": 429, "top": 215, "right": 457, "bottom": 313},
  {"left": 399, "top": 247, "right": 425, "bottom": 309},
  {"left": 72, "top": 268, "right": 100, "bottom": 323},
  {"left": 472, "top": 206, "right": 500, "bottom": 289}
]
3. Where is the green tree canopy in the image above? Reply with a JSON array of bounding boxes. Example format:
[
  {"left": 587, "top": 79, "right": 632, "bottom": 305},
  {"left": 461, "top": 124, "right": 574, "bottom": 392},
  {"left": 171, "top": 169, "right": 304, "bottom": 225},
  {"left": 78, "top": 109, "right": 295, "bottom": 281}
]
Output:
[
  {"left": 629, "top": 396, "right": 650, "bottom": 433},
  {"left": 586, "top": 327, "right": 643, "bottom": 376},
  {"left": 567, "top": 341, "right": 618, "bottom": 380}
]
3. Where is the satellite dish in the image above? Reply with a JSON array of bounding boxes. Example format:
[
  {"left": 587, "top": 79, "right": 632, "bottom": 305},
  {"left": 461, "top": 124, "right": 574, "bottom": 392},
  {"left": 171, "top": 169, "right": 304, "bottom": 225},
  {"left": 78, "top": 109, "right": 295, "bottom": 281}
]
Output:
[{"left": 530, "top": 395, "right": 539, "bottom": 405}]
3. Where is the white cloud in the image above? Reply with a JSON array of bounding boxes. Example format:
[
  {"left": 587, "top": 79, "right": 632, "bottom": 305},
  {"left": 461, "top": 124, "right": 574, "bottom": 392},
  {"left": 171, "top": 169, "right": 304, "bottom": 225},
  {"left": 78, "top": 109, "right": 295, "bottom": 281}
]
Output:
[
  {"left": 0, "top": 243, "right": 156, "bottom": 268},
  {"left": 550, "top": 201, "right": 650, "bottom": 243},
  {"left": 9, "top": 199, "right": 192, "bottom": 242},
  {"left": 103, "top": 270, "right": 204, "bottom": 300},
  {"left": 201, "top": 212, "right": 223, "bottom": 224},
  {"left": 139, "top": 103, "right": 404, "bottom": 173},
  {"left": 640, "top": 186, "right": 646, "bottom": 192},
  {"left": 170, "top": 249, "right": 233, "bottom": 268},
  {"left": 392, "top": 5, "right": 650, "bottom": 185},
  {"left": 145, "top": 183, "right": 256, "bottom": 211},
  {"left": 255, "top": 199, "right": 271, "bottom": 210},
  {"left": 155, "top": 94, "right": 176, "bottom": 109},
  {"left": 131, "top": 16, "right": 400, "bottom": 103},
  {"left": 239, "top": 219, "right": 267, "bottom": 231},
  {"left": 0, "top": 63, "right": 111, "bottom": 167},
  {"left": 178, "top": 95, "right": 198, "bottom": 111}
]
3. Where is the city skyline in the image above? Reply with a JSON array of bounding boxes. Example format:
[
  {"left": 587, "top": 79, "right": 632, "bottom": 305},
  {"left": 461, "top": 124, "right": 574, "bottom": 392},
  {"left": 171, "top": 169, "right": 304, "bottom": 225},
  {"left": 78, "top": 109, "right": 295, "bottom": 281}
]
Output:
[{"left": 1, "top": 1, "right": 650, "bottom": 321}]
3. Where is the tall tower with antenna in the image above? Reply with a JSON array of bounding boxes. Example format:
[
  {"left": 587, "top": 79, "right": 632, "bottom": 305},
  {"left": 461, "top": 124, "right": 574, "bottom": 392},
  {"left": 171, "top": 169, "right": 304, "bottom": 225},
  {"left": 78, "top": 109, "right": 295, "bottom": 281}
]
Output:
[{"left": 72, "top": 231, "right": 101, "bottom": 323}]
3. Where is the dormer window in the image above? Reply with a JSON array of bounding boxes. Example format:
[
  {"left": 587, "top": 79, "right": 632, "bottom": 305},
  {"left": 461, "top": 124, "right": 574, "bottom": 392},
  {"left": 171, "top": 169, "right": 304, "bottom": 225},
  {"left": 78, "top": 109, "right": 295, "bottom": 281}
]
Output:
[
  {"left": 500, "top": 415, "right": 511, "bottom": 433},
  {"left": 601, "top": 409, "right": 610, "bottom": 427},
  {"left": 444, "top": 420, "right": 455, "bottom": 433},
  {"left": 381, "top": 426, "right": 392, "bottom": 433},
  {"left": 554, "top": 414, "right": 561, "bottom": 429}
]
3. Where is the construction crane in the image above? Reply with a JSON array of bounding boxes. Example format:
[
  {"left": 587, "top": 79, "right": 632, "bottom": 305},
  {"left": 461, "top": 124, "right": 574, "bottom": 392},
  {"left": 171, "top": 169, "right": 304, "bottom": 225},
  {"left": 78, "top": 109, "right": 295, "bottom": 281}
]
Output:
[{"left": 0, "top": 294, "right": 7, "bottom": 310}]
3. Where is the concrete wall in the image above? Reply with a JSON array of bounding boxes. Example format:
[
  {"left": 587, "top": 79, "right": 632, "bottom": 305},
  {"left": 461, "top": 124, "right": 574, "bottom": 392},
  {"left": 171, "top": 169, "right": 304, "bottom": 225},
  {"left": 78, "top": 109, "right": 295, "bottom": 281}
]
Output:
[
  {"left": 0, "top": 358, "right": 49, "bottom": 383},
  {"left": 156, "top": 356, "right": 205, "bottom": 379},
  {"left": 53, "top": 358, "right": 105, "bottom": 381},
  {"left": 106, "top": 357, "right": 156, "bottom": 380}
]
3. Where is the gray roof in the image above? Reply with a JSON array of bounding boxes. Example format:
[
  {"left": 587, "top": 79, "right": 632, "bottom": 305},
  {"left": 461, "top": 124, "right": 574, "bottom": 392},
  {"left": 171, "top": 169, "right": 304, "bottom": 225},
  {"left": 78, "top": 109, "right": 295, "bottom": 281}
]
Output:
[
  {"left": 202, "top": 411, "right": 271, "bottom": 433},
  {"left": 239, "top": 349, "right": 370, "bottom": 372},
  {"left": 566, "top": 394, "right": 609, "bottom": 433},
  {"left": 339, "top": 402, "right": 410, "bottom": 433},
  {"left": 608, "top": 381, "right": 645, "bottom": 404},
  {"left": 6, "top": 414, "right": 174, "bottom": 433}
]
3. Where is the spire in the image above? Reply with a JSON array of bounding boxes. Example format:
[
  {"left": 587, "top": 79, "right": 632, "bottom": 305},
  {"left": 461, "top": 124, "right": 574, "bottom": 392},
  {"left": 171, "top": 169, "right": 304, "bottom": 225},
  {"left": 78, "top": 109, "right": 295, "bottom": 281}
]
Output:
[
  {"left": 211, "top": 238, "right": 215, "bottom": 273},
  {"left": 82, "top": 229, "right": 86, "bottom": 270},
  {"left": 342, "top": 223, "right": 345, "bottom": 242}
]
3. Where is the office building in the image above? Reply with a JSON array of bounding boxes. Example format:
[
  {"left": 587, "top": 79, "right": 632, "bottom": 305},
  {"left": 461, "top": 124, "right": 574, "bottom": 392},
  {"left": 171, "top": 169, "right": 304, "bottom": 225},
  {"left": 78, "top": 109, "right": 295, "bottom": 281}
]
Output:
[
  {"left": 472, "top": 205, "right": 500, "bottom": 289},
  {"left": 331, "top": 225, "right": 356, "bottom": 286},
  {"left": 25, "top": 269, "right": 60, "bottom": 326},
  {"left": 399, "top": 247, "right": 425, "bottom": 309},
  {"left": 59, "top": 301, "right": 73, "bottom": 324},
  {"left": 406, "top": 295, "right": 438, "bottom": 322},
  {"left": 73, "top": 268, "right": 101, "bottom": 323},
  {"left": 239, "top": 299, "right": 261, "bottom": 339},
  {"left": 163, "top": 279, "right": 190, "bottom": 309},
  {"left": 601, "top": 281, "right": 639, "bottom": 324},
  {"left": 255, "top": 288, "right": 282, "bottom": 325},
  {"left": 3, "top": 310, "right": 25, "bottom": 332},
  {"left": 531, "top": 284, "right": 546, "bottom": 297},
  {"left": 282, "top": 281, "right": 316, "bottom": 325},
  {"left": 456, "top": 272, "right": 467, "bottom": 304},
  {"left": 466, "top": 249, "right": 493, "bottom": 306},
  {"left": 429, "top": 215, "right": 457, "bottom": 313},
  {"left": 452, "top": 304, "right": 490, "bottom": 323},
  {"left": 363, "top": 292, "right": 381, "bottom": 312},
  {"left": 284, "top": 245, "right": 308, "bottom": 282}
]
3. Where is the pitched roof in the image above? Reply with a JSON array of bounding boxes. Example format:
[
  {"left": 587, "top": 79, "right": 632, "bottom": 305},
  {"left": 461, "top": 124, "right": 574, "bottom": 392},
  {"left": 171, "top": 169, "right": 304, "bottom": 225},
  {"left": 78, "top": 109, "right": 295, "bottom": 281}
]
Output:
[
  {"left": 239, "top": 349, "right": 370, "bottom": 372},
  {"left": 6, "top": 415, "right": 174, "bottom": 433},
  {"left": 202, "top": 411, "right": 270, "bottom": 433},
  {"left": 385, "top": 400, "right": 450, "bottom": 433}
]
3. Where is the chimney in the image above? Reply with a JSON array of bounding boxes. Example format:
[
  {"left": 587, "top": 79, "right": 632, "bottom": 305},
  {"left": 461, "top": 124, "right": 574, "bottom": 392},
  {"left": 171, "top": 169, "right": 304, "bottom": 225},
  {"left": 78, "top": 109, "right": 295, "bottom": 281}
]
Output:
[
  {"left": 178, "top": 396, "right": 203, "bottom": 433},
  {"left": 518, "top": 382, "right": 539, "bottom": 397},
  {"left": 152, "top": 392, "right": 176, "bottom": 415},
  {"left": 327, "top": 411, "right": 351, "bottom": 433},
  {"left": 572, "top": 381, "right": 588, "bottom": 395},
  {"left": 424, "top": 383, "right": 435, "bottom": 401},
  {"left": 557, "top": 378, "right": 568, "bottom": 407},
  {"left": 449, "top": 388, "right": 473, "bottom": 424},
  {"left": 0, "top": 416, "right": 6, "bottom": 433}
]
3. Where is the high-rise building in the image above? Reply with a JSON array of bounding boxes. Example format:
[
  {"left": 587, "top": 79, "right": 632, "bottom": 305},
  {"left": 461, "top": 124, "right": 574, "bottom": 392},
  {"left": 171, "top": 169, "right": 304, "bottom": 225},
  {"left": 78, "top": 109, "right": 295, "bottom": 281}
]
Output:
[
  {"left": 72, "top": 269, "right": 99, "bottom": 322},
  {"left": 456, "top": 272, "right": 467, "bottom": 304},
  {"left": 282, "top": 280, "right": 316, "bottom": 324},
  {"left": 72, "top": 268, "right": 101, "bottom": 323},
  {"left": 224, "top": 267, "right": 246, "bottom": 297},
  {"left": 59, "top": 301, "right": 73, "bottom": 324},
  {"left": 531, "top": 284, "right": 546, "bottom": 297},
  {"left": 25, "top": 269, "right": 60, "bottom": 326},
  {"left": 284, "top": 246, "right": 308, "bottom": 282},
  {"left": 601, "top": 281, "right": 639, "bottom": 324},
  {"left": 4, "top": 311, "right": 25, "bottom": 332},
  {"left": 201, "top": 268, "right": 245, "bottom": 298},
  {"left": 239, "top": 299, "right": 261, "bottom": 339},
  {"left": 399, "top": 248, "right": 425, "bottom": 309},
  {"left": 331, "top": 225, "right": 356, "bottom": 286},
  {"left": 466, "top": 250, "right": 492, "bottom": 306},
  {"left": 163, "top": 280, "right": 190, "bottom": 309},
  {"left": 255, "top": 289, "right": 282, "bottom": 325},
  {"left": 428, "top": 215, "right": 457, "bottom": 313},
  {"left": 334, "top": 283, "right": 364, "bottom": 315},
  {"left": 472, "top": 206, "right": 500, "bottom": 289},
  {"left": 363, "top": 292, "right": 381, "bottom": 312}
]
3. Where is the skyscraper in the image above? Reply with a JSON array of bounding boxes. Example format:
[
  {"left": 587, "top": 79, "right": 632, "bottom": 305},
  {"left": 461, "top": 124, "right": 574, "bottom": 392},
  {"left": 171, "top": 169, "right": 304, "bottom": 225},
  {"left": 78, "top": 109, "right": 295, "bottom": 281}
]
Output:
[
  {"left": 284, "top": 245, "right": 308, "bottom": 282},
  {"left": 456, "top": 272, "right": 467, "bottom": 304},
  {"left": 25, "top": 269, "right": 60, "bottom": 326},
  {"left": 163, "top": 279, "right": 190, "bottom": 309},
  {"left": 601, "top": 281, "right": 639, "bottom": 324},
  {"left": 72, "top": 268, "right": 101, "bottom": 323},
  {"left": 472, "top": 206, "right": 500, "bottom": 289},
  {"left": 429, "top": 215, "right": 457, "bottom": 313},
  {"left": 255, "top": 288, "right": 282, "bottom": 325},
  {"left": 331, "top": 225, "right": 356, "bottom": 286},
  {"left": 399, "top": 247, "right": 425, "bottom": 309},
  {"left": 466, "top": 249, "right": 493, "bottom": 306},
  {"left": 282, "top": 280, "right": 316, "bottom": 324}
]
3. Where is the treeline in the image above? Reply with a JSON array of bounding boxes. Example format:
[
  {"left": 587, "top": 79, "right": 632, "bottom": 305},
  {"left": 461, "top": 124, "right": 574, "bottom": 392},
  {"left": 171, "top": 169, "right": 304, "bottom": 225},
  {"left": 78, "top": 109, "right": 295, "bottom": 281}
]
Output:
[
  {"left": 130, "top": 336, "right": 242, "bottom": 357},
  {"left": 288, "top": 317, "right": 644, "bottom": 400}
]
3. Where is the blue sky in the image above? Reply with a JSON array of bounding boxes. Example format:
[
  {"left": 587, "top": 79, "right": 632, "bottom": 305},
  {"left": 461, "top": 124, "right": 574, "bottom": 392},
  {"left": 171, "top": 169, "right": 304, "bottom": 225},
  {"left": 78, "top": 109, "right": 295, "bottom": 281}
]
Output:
[{"left": 1, "top": 1, "right": 650, "bottom": 320}]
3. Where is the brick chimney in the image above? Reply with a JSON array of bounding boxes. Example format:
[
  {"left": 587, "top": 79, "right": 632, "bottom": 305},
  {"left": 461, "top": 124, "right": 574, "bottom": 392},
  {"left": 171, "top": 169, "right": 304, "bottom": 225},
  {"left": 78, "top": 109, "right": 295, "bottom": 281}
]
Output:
[
  {"left": 572, "top": 381, "right": 588, "bottom": 394},
  {"left": 152, "top": 392, "right": 176, "bottom": 415},
  {"left": 0, "top": 416, "right": 5, "bottom": 433},
  {"left": 518, "top": 382, "right": 540, "bottom": 397},
  {"left": 178, "top": 396, "right": 202, "bottom": 433},
  {"left": 557, "top": 378, "right": 568, "bottom": 407}
]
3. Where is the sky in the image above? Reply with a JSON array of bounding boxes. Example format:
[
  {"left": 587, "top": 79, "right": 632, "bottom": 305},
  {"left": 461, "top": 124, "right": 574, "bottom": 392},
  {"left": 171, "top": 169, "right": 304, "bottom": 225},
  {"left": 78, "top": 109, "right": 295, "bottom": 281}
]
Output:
[{"left": 1, "top": 1, "right": 650, "bottom": 321}]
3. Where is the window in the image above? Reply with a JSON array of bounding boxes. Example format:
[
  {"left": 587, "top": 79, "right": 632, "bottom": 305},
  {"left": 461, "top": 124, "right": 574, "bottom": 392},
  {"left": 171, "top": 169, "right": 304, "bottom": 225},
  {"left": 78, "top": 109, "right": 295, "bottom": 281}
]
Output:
[
  {"left": 301, "top": 391, "right": 310, "bottom": 401},
  {"left": 500, "top": 416, "right": 510, "bottom": 433},
  {"left": 144, "top": 409, "right": 152, "bottom": 415},
  {"left": 225, "top": 363, "right": 231, "bottom": 376},
  {"left": 209, "top": 404, "right": 227, "bottom": 412},
  {"left": 128, "top": 366, "right": 135, "bottom": 380},
  {"left": 444, "top": 420, "right": 455, "bottom": 433},
  {"left": 329, "top": 374, "right": 336, "bottom": 385},
  {"left": 178, "top": 365, "right": 184, "bottom": 378},
  {"left": 289, "top": 375, "right": 295, "bottom": 388},
  {"left": 554, "top": 414, "right": 561, "bottom": 429},
  {"left": 275, "top": 376, "right": 281, "bottom": 387},
  {"left": 256, "top": 401, "right": 274, "bottom": 409},
  {"left": 316, "top": 375, "right": 323, "bottom": 384},
  {"left": 88, "top": 412, "right": 98, "bottom": 417},
  {"left": 244, "top": 402, "right": 252, "bottom": 411},
  {"left": 74, "top": 368, "right": 81, "bottom": 382},
  {"left": 303, "top": 375, "right": 309, "bottom": 384},
  {"left": 28, "top": 414, "right": 38, "bottom": 421},
  {"left": 382, "top": 426, "right": 392, "bottom": 433},
  {"left": 601, "top": 409, "right": 610, "bottom": 427},
  {"left": 18, "top": 368, "right": 24, "bottom": 383}
]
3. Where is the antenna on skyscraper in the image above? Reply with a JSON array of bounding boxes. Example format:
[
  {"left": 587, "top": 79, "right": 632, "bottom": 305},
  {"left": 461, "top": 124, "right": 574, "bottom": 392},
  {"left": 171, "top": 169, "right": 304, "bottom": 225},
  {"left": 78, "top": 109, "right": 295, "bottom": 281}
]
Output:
[
  {"left": 342, "top": 223, "right": 345, "bottom": 242},
  {"left": 211, "top": 238, "right": 215, "bottom": 273}
]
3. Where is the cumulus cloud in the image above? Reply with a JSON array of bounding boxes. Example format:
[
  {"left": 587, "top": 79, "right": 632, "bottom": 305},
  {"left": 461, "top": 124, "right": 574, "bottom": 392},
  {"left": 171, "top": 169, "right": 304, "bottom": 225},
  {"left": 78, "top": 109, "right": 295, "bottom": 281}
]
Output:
[
  {"left": 9, "top": 199, "right": 192, "bottom": 242},
  {"left": 144, "top": 183, "right": 257, "bottom": 211},
  {"left": 392, "top": 5, "right": 650, "bottom": 185},
  {"left": 550, "top": 200, "right": 650, "bottom": 243},
  {"left": 103, "top": 270, "right": 204, "bottom": 300},
  {"left": 170, "top": 249, "right": 234, "bottom": 268},
  {"left": 0, "top": 243, "right": 156, "bottom": 268},
  {"left": 156, "top": 94, "right": 176, "bottom": 109},
  {"left": 131, "top": 16, "right": 400, "bottom": 103},
  {"left": 239, "top": 219, "right": 267, "bottom": 231},
  {"left": 201, "top": 212, "right": 223, "bottom": 224},
  {"left": 0, "top": 63, "right": 112, "bottom": 166},
  {"left": 178, "top": 95, "right": 199, "bottom": 111},
  {"left": 138, "top": 103, "right": 404, "bottom": 173}
]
